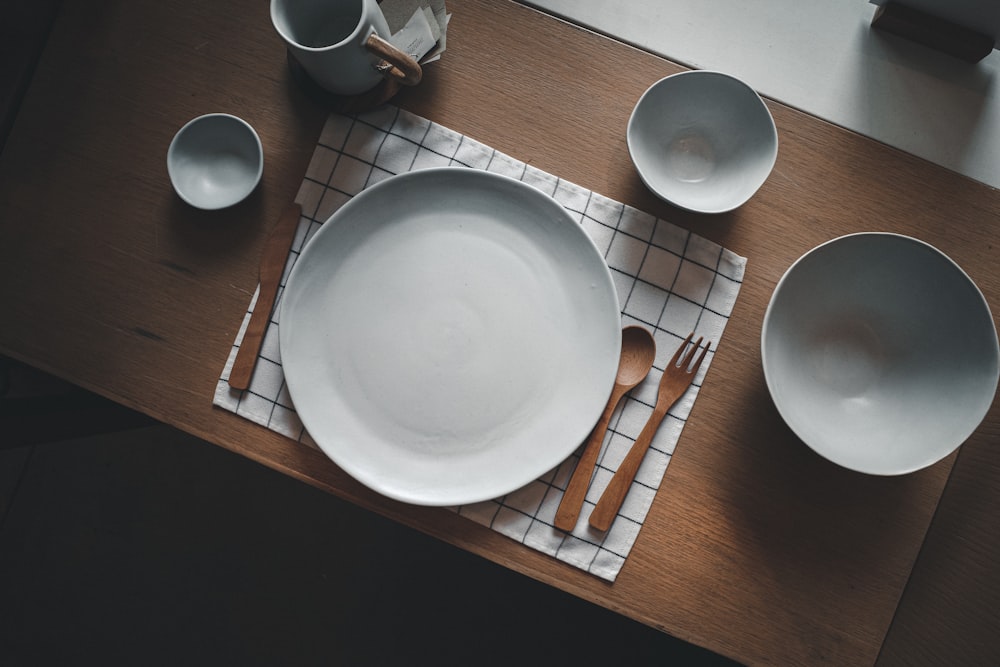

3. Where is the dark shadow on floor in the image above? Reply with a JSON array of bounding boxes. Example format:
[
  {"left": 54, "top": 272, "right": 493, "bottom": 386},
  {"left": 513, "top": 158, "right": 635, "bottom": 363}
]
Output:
[{"left": 0, "top": 423, "right": 740, "bottom": 666}]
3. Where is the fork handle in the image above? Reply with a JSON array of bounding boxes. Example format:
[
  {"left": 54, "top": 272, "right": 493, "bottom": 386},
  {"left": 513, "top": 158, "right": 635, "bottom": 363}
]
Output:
[
  {"left": 590, "top": 386, "right": 687, "bottom": 530},
  {"left": 589, "top": 406, "right": 670, "bottom": 532}
]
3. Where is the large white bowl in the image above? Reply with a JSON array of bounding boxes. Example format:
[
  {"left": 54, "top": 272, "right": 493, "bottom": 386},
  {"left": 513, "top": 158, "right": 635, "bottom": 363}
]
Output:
[
  {"left": 167, "top": 113, "right": 263, "bottom": 210},
  {"left": 762, "top": 233, "right": 999, "bottom": 475},
  {"left": 627, "top": 70, "right": 777, "bottom": 214}
]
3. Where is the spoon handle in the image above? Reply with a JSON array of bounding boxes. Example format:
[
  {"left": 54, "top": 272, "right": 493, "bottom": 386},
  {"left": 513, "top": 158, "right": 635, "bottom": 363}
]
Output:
[{"left": 554, "top": 384, "right": 626, "bottom": 531}]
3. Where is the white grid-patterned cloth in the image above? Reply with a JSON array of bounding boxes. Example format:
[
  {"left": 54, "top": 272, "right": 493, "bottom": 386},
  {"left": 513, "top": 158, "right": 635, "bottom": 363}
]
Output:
[{"left": 214, "top": 106, "right": 746, "bottom": 581}]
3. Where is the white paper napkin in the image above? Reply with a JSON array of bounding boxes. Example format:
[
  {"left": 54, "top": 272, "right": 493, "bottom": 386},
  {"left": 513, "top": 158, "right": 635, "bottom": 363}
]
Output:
[
  {"left": 213, "top": 106, "right": 746, "bottom": 581},
  {"left": 383, "top": 0, "right": 450, "bottom": 64}
]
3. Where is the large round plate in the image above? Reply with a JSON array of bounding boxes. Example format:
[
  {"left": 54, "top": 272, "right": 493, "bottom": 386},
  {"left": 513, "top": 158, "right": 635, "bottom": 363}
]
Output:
[{"left": 280, "top": 168, "right": 622, "bottom": 505}]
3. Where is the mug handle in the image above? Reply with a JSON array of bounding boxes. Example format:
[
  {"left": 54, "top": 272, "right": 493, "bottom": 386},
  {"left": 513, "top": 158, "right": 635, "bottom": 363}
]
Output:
[{"left": 365, "top": 33, "right": 423, "bottom": 86}]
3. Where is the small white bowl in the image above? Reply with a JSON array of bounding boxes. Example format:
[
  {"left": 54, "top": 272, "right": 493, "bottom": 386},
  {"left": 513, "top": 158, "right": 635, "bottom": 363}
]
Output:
[
  {"left": 762, "top": 233, "right": 999, "bottom": 475},
  {"left": 627, "top": 70, "right": 778, "bottom": 214},
  {"left": 167, "top": 113, "right": 263, "bottom": 210}
]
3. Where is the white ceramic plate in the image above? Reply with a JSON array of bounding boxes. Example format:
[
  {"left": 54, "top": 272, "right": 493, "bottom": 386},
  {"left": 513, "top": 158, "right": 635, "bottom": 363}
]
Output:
[{"left": 280, "top": 168, "right": 622, "bottom": 505}]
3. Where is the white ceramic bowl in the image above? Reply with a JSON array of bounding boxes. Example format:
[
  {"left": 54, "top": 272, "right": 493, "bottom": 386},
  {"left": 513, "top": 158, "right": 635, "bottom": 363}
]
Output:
[
  {"left": 167, "top": 113, "right": 263, "bottom": 209},
  {"left": 762, "top": 233, "right": 999, "bottom": 475},
  {"left": 627, "top": 70, "right": 777, "bottom": 214}
]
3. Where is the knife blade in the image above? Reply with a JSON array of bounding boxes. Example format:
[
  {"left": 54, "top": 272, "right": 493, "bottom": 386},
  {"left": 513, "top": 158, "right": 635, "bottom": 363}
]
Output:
[{"left": 228, "top": 202, "right": 303, "bottom": 390}]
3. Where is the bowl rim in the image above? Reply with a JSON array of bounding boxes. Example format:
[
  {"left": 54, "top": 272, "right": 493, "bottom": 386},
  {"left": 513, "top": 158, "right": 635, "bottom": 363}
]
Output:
[
  {"left": 760, "top": 231, "right": 1000, "bottom": 475},
  {"left": 167, "top": 112, "right": 264, "bottom": 210},
  {"left": 626, "top": 69, "right": 778, "bottom": 214}
]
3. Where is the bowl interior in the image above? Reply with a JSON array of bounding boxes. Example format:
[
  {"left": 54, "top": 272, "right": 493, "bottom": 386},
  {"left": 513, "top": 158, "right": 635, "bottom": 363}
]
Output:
[
  {"left": 762, "top": 233, "right": 999, "bottom": 475},
  {"left": 167, "top": 114, "right": 263, "bottom": 210},
  {"left": 628, "top": 71, "right": 777, "bottom": 213}
]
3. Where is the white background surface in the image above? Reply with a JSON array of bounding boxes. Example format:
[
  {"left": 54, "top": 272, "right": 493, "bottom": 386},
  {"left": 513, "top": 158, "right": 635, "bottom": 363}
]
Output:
[{"left": 526, "top": 0, "right": 999, "bottom": 189}]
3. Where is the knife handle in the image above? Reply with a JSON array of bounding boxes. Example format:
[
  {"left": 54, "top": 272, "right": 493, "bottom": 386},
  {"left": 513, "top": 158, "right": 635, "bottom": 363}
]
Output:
[
  {"left": 228, "top": 283, "right": 277, "bottom": 390},
  {"left": 228, "top": 204, "right": 302, "bottom": 390}
]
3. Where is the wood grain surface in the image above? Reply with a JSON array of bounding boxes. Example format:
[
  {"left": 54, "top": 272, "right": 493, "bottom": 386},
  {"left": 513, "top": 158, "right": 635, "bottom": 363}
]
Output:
[{"left": 0, "top": 0, "right": 997, "bottom": 664}]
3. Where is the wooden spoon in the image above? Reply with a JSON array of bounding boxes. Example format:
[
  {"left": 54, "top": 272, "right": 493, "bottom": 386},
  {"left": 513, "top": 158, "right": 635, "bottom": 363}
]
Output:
[{"left": 554, "top": 325, "right": 656, "bottom": 532}]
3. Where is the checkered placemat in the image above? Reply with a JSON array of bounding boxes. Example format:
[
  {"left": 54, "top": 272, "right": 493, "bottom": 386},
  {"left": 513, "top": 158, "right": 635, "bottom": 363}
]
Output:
[{"left": 214, "top": 106, "right": 746, "bottom": 581}]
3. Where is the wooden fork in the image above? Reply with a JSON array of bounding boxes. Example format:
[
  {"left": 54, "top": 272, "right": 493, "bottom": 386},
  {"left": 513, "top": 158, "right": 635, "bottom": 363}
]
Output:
[{"left": 588, "top": 333, "right": 711, "bottom": 532}]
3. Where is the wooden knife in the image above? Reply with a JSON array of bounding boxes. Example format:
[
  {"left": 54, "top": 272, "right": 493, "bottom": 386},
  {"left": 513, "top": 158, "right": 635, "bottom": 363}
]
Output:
[{"left": 228, "top": 202, "right": 303, "bottom": 390}]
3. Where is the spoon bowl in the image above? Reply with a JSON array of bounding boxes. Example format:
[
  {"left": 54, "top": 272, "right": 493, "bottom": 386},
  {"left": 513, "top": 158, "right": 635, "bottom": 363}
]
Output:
[
  {"left": 618, "top": 326, "right": 658, "bottom": 386},
  {"left": 555, "top": 325, "right": 656, "bottom": 531}
]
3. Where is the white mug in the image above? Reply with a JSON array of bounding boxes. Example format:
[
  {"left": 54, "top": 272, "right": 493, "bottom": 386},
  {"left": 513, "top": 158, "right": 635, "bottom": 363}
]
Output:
[{"left": 271, "top": 0, "right": 422, "bottom": 96}]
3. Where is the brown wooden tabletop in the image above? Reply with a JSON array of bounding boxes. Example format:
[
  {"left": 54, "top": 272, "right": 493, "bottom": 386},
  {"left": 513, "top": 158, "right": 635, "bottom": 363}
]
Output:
[{"left": 0, "top": 0, "right": 997, "bottom": 664}]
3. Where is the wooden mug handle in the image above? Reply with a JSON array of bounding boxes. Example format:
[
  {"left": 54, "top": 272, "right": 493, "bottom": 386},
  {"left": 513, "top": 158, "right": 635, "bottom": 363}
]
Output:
[{"left": 365, "top": 33, "right": 422, "bottom": 86}]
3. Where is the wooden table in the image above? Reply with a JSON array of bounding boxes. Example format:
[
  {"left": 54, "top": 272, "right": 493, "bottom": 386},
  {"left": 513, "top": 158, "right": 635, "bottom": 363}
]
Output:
[{"left": 1, "top": 1, "right": 997, "bottom": 664}]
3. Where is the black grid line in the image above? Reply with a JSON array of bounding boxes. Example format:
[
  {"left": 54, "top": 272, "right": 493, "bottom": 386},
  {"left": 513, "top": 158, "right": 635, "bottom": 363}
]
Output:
[
  {"left": 362, "top": 135, "right": 395, "bottom": 190},
  {"left": 213, "top": 107, "right": 747, "bottom": 583}
]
